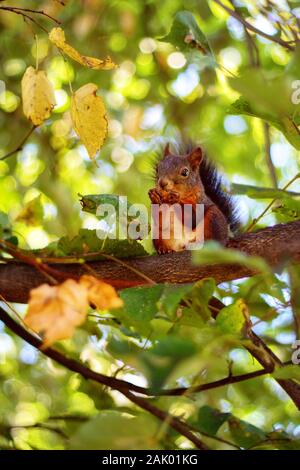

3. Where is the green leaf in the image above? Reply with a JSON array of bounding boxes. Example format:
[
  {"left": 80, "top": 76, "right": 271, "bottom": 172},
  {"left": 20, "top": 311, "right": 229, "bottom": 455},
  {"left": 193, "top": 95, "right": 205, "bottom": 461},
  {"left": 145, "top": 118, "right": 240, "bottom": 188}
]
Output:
[
  {"left": 80, "top": 193, "right": 130, "bottom": 215},
  {"left": 79, "top": 193, "right": 149, "bottom": 238},
  {"left": 176, "top": 306, "right": 204, "bottom": 328},
  {"left": 228, "top": 417, "right": 267, "bottom": 449},
  {"left": 192, "top": 406, "right": 230, "bottom": 436},
  {"left": 228, "top": 70, "right": 300, "bottom": 149},
  {"left": 285, "top": 42, "right": 300, "bottom": 77},
  {"left": 69, "top": 411, "right": 161, "bottom": 450},
  {"left": 193, "top": 241, "right": 271, "bottom": 274},
  {"left": 186, "top": 278, "right": 216, "bottom": 323},
  {"left": 80, "top": 193, "right": 143, "bottom": 223},
  {"left": 108, "top": 336, "right": 140, "bottom": 357},
  {"left": 228, "top": 70, "right": 296, "bottom": 119},
  {"left": 168, "top": 279, "right": 215, "bottom": 330},
  {"left": 231, "top": 183, "right": 300, "bottom": 199},
  {"left": 118, "top": 283, "right": 195, "bottom": 333},
  {"left": 48, "top": 229, "right": 148, "bottom": 258},
  {"left": 157, "top": 284, "right": 193, "bottom": 318},
  {"left": 272, "top": 365, "right": 300, "bottom": 381},
  {"left": 16, "top": 195, "right": 43, "bottom": 226},
  {"left": 289, "top": 266, "right": 300, "bottom": 336},
  {"left": 0, "top": 211, "right": 9, "bottom": 229},
  {"left": 272, "top": 197, "right": 300, "bottom": 220},
  {"left": 141, "top": 336, "right": 197, "bottom": 391},
  {"left": 254, "top": 431, "right": 300, "bottom": 450},
  {"left": 228, "top": 96, "right": 279, "bottom": 127},
  {"left": 160, "top": 10, "right": 213, "bottom": 58},
  {"left": 216, "top": 299, "right": 249, "bottom": 335},
  {"left": 0, "top": 210, "right": 13, "bottom": 240},
  {"left": 120, "top": 284, "right": 164, "bottom": 325},
  {"left": 237, "top": 274, "right": 287, "bottom": 304}
]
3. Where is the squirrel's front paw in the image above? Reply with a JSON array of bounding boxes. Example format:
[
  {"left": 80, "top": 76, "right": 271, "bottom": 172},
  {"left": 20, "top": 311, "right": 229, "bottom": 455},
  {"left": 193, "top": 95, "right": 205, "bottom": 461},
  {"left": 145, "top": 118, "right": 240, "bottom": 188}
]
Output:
[
  {"left": 166, "top": 191, "right": 180, "bottom": 204},
  {"left": 148, "top": 188, "right": 162, "bottom": 204},
  {"left": 157, "top": 247, "right": 174, "bottom": 255}
]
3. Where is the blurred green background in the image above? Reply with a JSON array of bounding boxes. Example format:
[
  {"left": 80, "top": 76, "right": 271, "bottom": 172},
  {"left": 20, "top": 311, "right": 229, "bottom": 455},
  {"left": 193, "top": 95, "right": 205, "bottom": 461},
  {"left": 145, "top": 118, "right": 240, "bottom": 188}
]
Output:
[{"left": 0, "top": 0, "right": 300, "bottom": 450}]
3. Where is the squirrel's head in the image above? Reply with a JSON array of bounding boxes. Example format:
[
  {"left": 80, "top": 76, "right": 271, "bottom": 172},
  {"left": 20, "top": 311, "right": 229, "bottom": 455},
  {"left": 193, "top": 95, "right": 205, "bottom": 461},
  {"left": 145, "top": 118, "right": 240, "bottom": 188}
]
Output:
[{"left": 156, "top": 143, "right": 204, "bottom": 198}]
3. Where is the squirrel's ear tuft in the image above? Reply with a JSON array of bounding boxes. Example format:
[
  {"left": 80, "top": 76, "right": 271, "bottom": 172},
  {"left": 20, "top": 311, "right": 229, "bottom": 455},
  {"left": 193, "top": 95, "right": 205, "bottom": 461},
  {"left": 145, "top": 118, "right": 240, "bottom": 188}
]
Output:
[
  {"left": 187, "top": 147, "right": 203, "bottom": 169},
  {"left": 163, "top": 142, "right": 171, "bottom": 158}
]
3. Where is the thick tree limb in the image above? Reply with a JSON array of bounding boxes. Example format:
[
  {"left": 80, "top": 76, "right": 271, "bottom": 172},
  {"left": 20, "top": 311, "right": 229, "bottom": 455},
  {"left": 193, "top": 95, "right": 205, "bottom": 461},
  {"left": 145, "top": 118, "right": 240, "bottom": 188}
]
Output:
[{"left": 0, "top": 221, "right": 300, "bottom": 303}]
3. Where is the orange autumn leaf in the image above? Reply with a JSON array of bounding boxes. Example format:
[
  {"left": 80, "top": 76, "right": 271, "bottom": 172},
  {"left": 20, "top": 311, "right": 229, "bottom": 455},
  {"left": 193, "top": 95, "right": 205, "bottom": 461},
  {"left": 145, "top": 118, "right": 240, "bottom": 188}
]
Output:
[
  {"left": 24, "top": 279, "right": 89, "bottom": 348},
  {"left": 79, "top": 275, "right": 123, "bottom": 310}
]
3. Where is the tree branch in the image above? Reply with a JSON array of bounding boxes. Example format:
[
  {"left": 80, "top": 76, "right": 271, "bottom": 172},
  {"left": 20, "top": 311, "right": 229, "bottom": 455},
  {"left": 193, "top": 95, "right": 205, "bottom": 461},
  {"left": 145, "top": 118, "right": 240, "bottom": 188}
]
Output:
[
  {"left": 0, "top": 6, "right": 60, "bottom": 25},
  {"left": 245, "top": 329, "right": 300, "bottom": 410},
  {"left": 158, "top": 362, "right": 292, "bottom": 396},
  {"left": 0, "top": 306, "right": 208, "bottom": 450},
  {"left": 213, "top": 0, "right": 295, "bottom": 50},
  {"left": 1, "top": 220, "right": 300, "bottom": 303},
  {"left": 211, "top": 296, "right": 300, "bottom": 411},
  {"left": 263, "top": 123, "right": 278, "bottom": 189}
]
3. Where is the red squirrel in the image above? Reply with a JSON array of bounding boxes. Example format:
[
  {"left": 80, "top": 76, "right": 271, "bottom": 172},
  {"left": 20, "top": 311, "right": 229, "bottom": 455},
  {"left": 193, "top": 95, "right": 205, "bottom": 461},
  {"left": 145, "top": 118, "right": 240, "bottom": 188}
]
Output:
[{"left": 148, "top": 142, "right": 239, "bottom": 254}]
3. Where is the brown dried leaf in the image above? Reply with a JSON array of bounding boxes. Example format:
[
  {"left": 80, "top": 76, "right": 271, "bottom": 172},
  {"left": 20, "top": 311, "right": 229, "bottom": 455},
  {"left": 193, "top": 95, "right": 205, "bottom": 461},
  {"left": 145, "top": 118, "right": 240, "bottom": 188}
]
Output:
[
  {"left": 79, "top": 275, "right": 123, "bottom": 310},
  {"left": 24, "top": 279, "right": 89, "bottom": 348}
]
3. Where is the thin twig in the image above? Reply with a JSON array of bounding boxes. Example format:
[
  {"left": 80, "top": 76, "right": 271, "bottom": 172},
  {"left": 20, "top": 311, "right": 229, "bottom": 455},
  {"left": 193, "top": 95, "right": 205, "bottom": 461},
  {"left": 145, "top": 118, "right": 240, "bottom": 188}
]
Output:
[
  {"left": 0, "top": 238, "right": 62, "bottom": 284},
  {"left": 0, "top": 126, "right": 36, "bottom": 161},
  {"left": 246, "top": 173, "right": 300, "bottom": 231},
  {"left": 0, "top": 8, "right": 49, "bottom": 33},
  {"left": 263, "top": 123, "right": 278, "bottom": 189},
  {"left": 160, "top": 361, "right": 292, "bottom": 396},
  {"left": 188, "top": 424, "right": 241, "bottom": 449},
  {"left": 213, "top": 0, "right": 295, "bottom": 51},
  {"left": 235, "top": 1, "right": 278, "bottom": 192},
  {"left": 0, "top": 6, "right": 60, "bottom": 24},
  {"left": 0, "top": 306, "right": 208, "bottom": 450},
  {"left": 0, "top": 299, "right": 293, "bottom": 398},
  {"left": 121, "top": 389, "right": 209, "bottom": 449}
]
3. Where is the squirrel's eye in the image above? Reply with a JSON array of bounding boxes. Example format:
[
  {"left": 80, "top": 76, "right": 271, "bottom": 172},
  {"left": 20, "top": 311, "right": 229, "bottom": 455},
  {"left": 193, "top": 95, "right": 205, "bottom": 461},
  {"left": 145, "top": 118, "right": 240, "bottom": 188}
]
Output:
[{"left": 181, "top": 167, "right": 189, "bottom": 177}]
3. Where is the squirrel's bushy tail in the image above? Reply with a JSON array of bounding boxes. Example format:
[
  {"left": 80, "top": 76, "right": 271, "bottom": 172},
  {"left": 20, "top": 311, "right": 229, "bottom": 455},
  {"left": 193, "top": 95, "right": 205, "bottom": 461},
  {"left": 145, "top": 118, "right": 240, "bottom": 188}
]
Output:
[{"left": 200, "top": 157, "right": 240, "bottom": 233}]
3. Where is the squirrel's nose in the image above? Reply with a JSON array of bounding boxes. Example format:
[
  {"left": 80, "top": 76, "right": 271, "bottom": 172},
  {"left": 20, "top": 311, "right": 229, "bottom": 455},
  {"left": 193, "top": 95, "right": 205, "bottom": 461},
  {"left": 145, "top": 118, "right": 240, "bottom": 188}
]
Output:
[{"left": 159, "top": 177, "right": 172, "bottom": 189}]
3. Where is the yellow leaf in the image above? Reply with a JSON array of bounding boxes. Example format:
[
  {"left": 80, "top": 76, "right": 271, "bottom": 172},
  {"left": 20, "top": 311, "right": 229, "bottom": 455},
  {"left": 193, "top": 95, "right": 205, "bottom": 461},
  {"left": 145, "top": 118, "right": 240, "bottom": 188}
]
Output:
[
  {"left": 49, "top": 27, "right": 117, "bottom": 70},
  {"left": 79, "top": 275, "right": 123, "bottom": 310},
  {"left": 71, "top": 83, "right": 107, "bottom": 158},
  {"left": 21, "top": 66, "right": 56, "bottom": 126},
  {"left": 15, "top": 195, "right": 43, "bottom": 226},
  {"left": 24, "top": 280, "right": 89, "bottom": 348}
]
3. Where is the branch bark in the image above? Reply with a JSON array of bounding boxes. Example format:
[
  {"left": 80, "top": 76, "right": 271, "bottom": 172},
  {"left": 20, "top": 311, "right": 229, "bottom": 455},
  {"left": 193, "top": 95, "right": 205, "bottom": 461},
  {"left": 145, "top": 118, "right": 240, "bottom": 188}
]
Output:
[{"left": 1, "top": 220, "right": 300, "bottom": 303}]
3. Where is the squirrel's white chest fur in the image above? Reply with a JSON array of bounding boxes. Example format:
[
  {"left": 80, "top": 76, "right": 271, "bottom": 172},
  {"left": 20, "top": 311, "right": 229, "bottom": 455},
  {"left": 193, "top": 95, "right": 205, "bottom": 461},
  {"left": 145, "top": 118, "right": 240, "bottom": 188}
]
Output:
[{"left": 154, "top": 204, "right": 202, "bottom": 253}]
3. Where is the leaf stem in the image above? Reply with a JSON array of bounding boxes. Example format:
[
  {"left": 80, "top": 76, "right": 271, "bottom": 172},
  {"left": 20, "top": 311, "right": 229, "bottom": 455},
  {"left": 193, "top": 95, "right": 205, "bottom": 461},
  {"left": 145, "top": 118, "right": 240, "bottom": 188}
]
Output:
[
  {"left": 246, "top": 173, "right": 300, "bottom": 232},
  {"left": 35, "top": 34, "right": 39, "bottom": 70}
]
